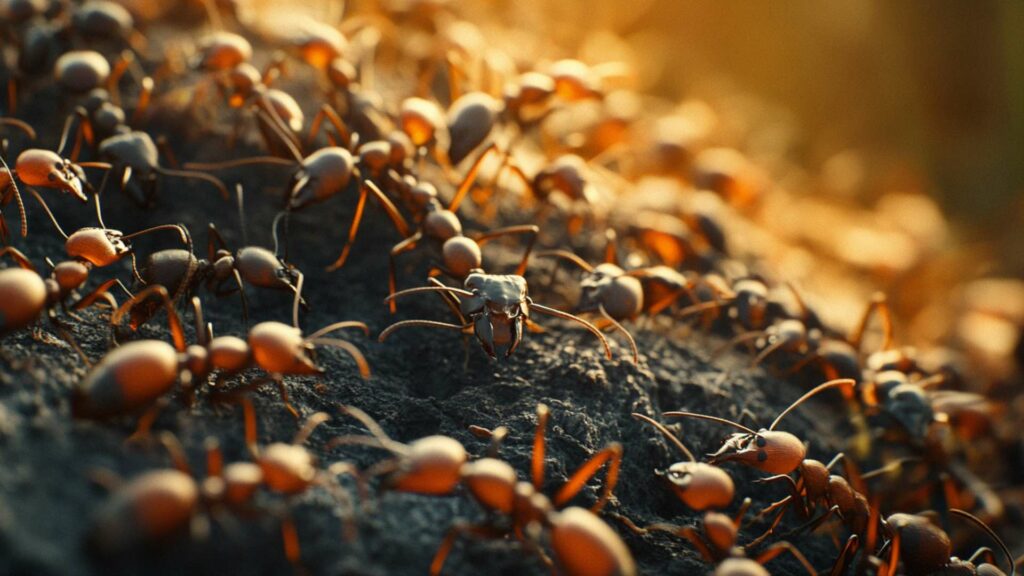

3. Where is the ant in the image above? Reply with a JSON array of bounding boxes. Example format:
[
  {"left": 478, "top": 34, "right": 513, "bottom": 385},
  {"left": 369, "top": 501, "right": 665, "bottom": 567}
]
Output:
[
  {"left": 664, "top": 379, "right": 855, "bottom": 476},
  {"left": 380, "top": 271, "right": 614, "bottom": 361},
  {"left": 631, "top": 413, "right": 734, "bottom": 511},
  {"left": 872, "top": 509, "right": 1015, "bottom": 576},
  {"left": 332, "top": 403, "right": 634, "bottom": 576},
  {"left": 73, "top": 273, "right": 369, "bottom": 426},
  {"left": 612, "top": 498, "right": 817, "bottom": 576},
  {"left": 381, "top": 179, "right": 539, "bottom": 313},
  {"left": 185, "top": 133, "right": 412, "bottom": 268},
  {"left": 131, "top": 197, "right": 306, "bottom": 326},
  {"left": 1, "top": 114, "right": 111, "bottom": 239}
]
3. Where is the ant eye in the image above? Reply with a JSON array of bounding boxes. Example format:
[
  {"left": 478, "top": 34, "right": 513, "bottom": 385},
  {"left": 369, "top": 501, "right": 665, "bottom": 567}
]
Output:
[
  {"left": 757, "top": 451, "right": 768, "bottom": 462},
  {"left": 48, "top": 173, "right": 56, "bottom": 181},
  {"left": 756, "top": 437, "right": 767, "bottom": 447}
]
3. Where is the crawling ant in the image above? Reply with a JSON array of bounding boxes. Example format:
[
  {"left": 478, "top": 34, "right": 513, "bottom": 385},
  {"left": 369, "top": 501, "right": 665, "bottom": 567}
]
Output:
[
  {"left": 1, "top": 114, "right": 111, "bottom": 239},
  {"left": 613, "top": 498, "right": 817, "bottom": 576},
  {"left": 74, "top": 275, "right": 370, "bottom": 425},
  {"left": 872, "top": 509, "right": 1015, "bottom": 576},
  {"left": 665, "top": 379, "right": 855, "bottom": 475},
  {"left": 380, "top": 271, "right": 614, "bottom": 361},
  {"left": 185, "top": 135, "right": 412, "bottom": 268},
  {"left": 132, "top": 199, "right": 306, "bottom": 326},
  {"left": 382, "top": 179, "right": 539, "bottom": 313},
  {"left": 332, "top": 404, "right": 634, "bottom": 576},
  {"left": 631, "top": 413, "right": 735, "bottom": 511},
  {"left": 90, "top": 421, "right": 357, "bottom": 570}
]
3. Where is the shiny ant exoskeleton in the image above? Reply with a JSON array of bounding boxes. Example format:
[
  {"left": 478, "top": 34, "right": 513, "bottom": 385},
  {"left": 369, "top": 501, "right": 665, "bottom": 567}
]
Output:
[
  {"left": 74, "top": 279, "right": 370, "bottom": 424},
  {"left": 871, "top": 509, "right": 1015, "bottom": 576},
  {"left": 332, "top": 403, "right": 635, "bottom": 576},
  {"left": 380, "top": 271, "right": 613, "bottom": 361}
]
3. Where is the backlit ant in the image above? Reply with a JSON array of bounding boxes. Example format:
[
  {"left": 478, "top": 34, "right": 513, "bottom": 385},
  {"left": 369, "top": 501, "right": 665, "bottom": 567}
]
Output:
[
  {"left": 332, "top": 403, "right": 634, "bottom": 576},
  {"left": 379, "top": 271, "right": 613, "bottom": 361},
  {"left": 873, "top": 509, "right": 1015, "bottom": 576},
  {"left": 665, "top": 379, "right": 855, "bottom": 475},
  {"left": 74, "top": 274, "right": 370, "bottom": 424},
  {"left": 381, "top": 179, "right": 539, "bottom": 313},
  {"left": 631, "top": 413, "right": 735, "bottom": 511}
]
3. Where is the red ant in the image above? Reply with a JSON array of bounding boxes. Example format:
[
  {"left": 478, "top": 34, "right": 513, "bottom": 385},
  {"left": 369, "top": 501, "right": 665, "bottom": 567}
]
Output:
[
  {"left": 331, "top": 403, "right": 634, "bottom": 576},
  {"left": 74, "top": 273, "right": 370, "bottom": 426},
  {"left": 872, "top": 509, "right": 1015, "bottom": 576}
]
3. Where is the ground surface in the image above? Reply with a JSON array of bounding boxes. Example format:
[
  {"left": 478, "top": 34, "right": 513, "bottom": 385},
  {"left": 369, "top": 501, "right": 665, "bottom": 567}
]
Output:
[{"left": 0, "top": 45, "right": 860, "bottom": 576}]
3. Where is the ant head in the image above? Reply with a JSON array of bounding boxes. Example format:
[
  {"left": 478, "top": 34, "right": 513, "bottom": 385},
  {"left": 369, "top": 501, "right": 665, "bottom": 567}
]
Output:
[
  {"left": 16, "top": 149, "right": 88, "bottom": 200},
  {"left": 211, "top": 251, "right": 235, "bottom": 281},
  {"left": 248, "top": 321, "right": 319, "bottom": 375},
  {"left": 66, "top": 227, "right": 128, "bottom": 267},
  {"left": 703, "top": 511, "right": 738, "bottom": 552},
  {"left": 357, "top": 140, "right": 391, "bottom": 176},
  {"left": 708, "top": 429, "right": 806, "bottom": 475},
  {"left": 579, "top": 264, "right": 642, "bottom": 320},
  {"left": 289, "top": 147, "right": 354, "bottom": 210},
  {"left": 662, "top": 462, "right": 734, "bottom": 511},
  {"left": 460, "top": 273, "right": 529, "bottom": 358},
  {"left": 447, "top": 92, "right": 500, "bottom": 165}
]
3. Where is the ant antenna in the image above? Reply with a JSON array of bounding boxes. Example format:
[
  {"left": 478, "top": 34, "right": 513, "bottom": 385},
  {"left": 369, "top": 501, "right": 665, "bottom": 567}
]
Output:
[
  {"left": 950, "top": 509, "right": 1015, "bottom": 576},
  {"left": 663, "top": 411, "right": 758, "bottom": 436},
  {"left": 770, "top": 379, "right": 854, "bottom": 431},
  {"left": 632, "top": 413, "right": 695, "bottom": 462},
  {"left": 27, "top": 188, "right": 68, "bottom": 239},
  {"left": 235, "top": 184, "right": 248, "bottom": 247},
  {"left": 0, "top": 148, "right": 26, "bottom": 237}
]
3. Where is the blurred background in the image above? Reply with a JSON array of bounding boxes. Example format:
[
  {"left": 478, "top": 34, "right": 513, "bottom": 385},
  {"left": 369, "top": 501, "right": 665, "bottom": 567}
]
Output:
[{"left": 502, "top": 0, "right": 1024, "bottom": 271}]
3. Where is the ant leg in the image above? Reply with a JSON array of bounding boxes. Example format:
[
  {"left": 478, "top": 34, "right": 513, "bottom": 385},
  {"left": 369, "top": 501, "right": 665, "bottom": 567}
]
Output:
[
  {"left": 307, "top": 103, "right": 351, "bottom": 148},
  {"left": 131, "top": 77, "right": 154, "bottom": 125},
  {"left": 73, "top": 278, "right": 120, "bottom": 311},
  {"left": 473, "top": 225, "right": 539, "bottom": 276},
  {"left": 153, "top": 166, "right": 230, "bottom": 199},
  {"left": 326, "top": 183, "right": 368, "bottom": 271},
  {"left": 552, "top": 442, "right": 623, "bottom": 512},
  {"left": 111, "top": 285, "right": 187, "bottom": 352},
  {"left": 0, "top": 146, "right": 26, "bottom": 238},
  {"left": 612, "top": 514, "right": 717, "bottom": 561},
  {"left": 531, "top": 404, "right": 550, "bottom": 490},
  {"left": 281, "top": 512, "right": 303, "bottom": 568},
  {"left": 850, "top": 292, "right": 893, "bottom": 353},
  {"left": 127, "top": 398, "right": 171, "bottom": 443},
  {"left": 272, "top": 375, "right": 301, "bottom": 419},
  {"left": 448, "top": 142, "right": 499, "bottom": 212},
  {"left": 378, "top": 319, "right": 473, "bottom": 342},
  {"left": 598, "top": 304, "right": 638, "bottom": 365},
  {"left": 157, "top": 431, "right": 192, "bottom": 474},
  {"left": 0, "top": 246, "right": 35, "bottom": 270},
  {"left": 387, "top": 232, "right": 422, "bottom": 313},
  {"left": 231, "top": 268, "right": 250, "bottom": 326},
  {"left": 830, "top": 535, "right": 859, "bottom": 576},
  {"left": 754, "top": 541, "right": 818, "bottom": 576},
  {"left": 783, "top": 505, "right": 839, "bottom": 539},
  {"left": 430, "top": 522, "right": 505, "bottom": 576},
  {"left": 204, "top": 437, "right": 224, "bottom": 477}
]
